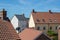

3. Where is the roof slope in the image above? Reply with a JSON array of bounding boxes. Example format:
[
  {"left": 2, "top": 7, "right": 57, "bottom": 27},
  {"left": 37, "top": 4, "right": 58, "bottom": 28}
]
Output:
[
  {"left": 0, "top": 20, "right": 20, "bottom": 40},
  {"left": 32, "top": 12, "right": 60, "bottom": 23},
  {"left": 19, "top": 28, "right": 42, "bottom": 40},
  {"left": 15, "top": 14, "right": 27, "bottom": 21}
]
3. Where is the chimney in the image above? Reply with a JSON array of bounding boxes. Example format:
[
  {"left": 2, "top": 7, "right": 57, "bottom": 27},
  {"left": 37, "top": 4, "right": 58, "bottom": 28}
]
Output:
[
  {"left": 3, "top": 9, "right": 7, "bottom": 18},
  {"left": 32, "top": 9, "right": 35, "bottom": 13},
  {"left": 49, "top": 10, "right": 52, "bottom": 13},
  {"left": 22, "top": 13, "right": 24, "bottom": 16}
]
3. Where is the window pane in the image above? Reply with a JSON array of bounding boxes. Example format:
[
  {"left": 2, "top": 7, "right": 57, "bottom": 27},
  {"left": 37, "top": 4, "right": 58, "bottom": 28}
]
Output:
[
  {"left": 37, "top": 19, "right": 40, "bottom": 22},
  {"left": 42, "top": 19, "right": 45, "bottom": 22},
  {"left": 43, "top": 27, "right": 46, "bottom": 30},
  {"left": 50, "top": 27, "right": 52, "bottom": 30},
  {"left": 37, "top": 26, "right": 40, "bottom": 30},
  {"left": 55, "top": 26, "right": 57, "bottom": 30}
]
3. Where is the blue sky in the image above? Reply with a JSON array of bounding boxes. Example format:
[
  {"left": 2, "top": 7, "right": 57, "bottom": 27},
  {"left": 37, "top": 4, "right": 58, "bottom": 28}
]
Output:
[{"left": 0, "top": 0, "right": 60, "bottom": 19}]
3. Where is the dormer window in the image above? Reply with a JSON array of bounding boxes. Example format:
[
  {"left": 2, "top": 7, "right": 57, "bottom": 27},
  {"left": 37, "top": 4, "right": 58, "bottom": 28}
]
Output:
[
  {"left": 49, "top": 19, "right": 52, "bottom": 22},
  {"left": 54, "top": 19, "right": 57, "bottom": 22},
  {"left": 42, "top": 19, "right": 45, "bottom": 22},
  {"left": 37, "top": 19, "right": 40, "bottom": 22},
  {"left": 0, "top": 17, "right": 1, "bottom": 19}
]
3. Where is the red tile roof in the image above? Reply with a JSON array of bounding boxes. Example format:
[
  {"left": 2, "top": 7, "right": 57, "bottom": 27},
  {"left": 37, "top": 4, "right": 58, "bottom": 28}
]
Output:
[
  {"left": 19, "top": 28, "right": 42, "bottom": 40},
  {"left": 32, "top": 11, "right": 60, "bottom": 23},
  {"left": 0, "top": 20, "right": 20, "bottom": 40}
]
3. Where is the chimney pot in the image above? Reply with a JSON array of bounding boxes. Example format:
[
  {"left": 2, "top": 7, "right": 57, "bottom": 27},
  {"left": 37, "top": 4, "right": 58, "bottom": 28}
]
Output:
[
  {"left": 32, "top": 9, "right": 35, "bottom": 13},
  {"left": 49, "top": 10, "right": 52, "bottom": 13}
]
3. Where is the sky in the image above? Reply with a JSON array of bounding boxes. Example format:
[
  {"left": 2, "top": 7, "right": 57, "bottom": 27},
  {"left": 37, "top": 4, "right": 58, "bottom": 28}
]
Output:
[{"left": 0, "top": 0, "right": 60, "bottom": 19}]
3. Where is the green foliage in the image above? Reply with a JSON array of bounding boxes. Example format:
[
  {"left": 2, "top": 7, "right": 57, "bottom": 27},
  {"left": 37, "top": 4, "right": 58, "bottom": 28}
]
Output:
[
  {"left": 47, "top": 30, "right": 58, "bottom": 40},
  {"left": 47, "top": 30, "right": 56, "bottom": 36},
  {"left": 53, "top": 36, "right": 58, "bottom": 40}
]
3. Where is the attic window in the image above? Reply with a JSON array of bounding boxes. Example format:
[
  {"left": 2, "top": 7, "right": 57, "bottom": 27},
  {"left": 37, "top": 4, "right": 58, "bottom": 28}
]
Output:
[
  {"left": 17, "top": 39, "right": 21, "bottom": 40},
  {"left": 37, "top": 19, "right": 40, "bottom": 22},
  {"left": 49, "top": 19, "right": 52, "bottom": 22},
  {"left": 42, "top": 19, "right": 45, "bottom": 22},
  {"left": 54, "top": 19, "right": 57, "bottom": 22},
  {"left": 0, "top": 17, "right": 1, "bottom": 19}
]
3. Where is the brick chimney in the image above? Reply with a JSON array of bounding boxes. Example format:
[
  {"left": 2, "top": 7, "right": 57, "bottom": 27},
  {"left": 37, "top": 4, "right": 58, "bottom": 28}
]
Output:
[
  {"left": 0, "top": 9, "right": 7, "bottom": 20},
  {"left": 49, "top": 10, "right": 52, "bottom": 13},
  {"left": 32, "top": 9, "right": 37, "bottom": 13}
]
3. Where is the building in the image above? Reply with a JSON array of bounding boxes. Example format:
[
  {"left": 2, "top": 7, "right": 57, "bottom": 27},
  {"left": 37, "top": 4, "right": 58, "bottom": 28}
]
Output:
[
  {"left": 0, "top": 9, "right": 10, "bottom": 21},
  {"left": 0, "top": 9, "right": 21, "bottom": 40},
  {"left": 0, "top": 20, "right": 21, "bottom": 40},
  {"left": 58, "top": 25, "right": 60, "bottom": 40},
  {"left": 11, "top": 14, "right": 29, "bottom": 33},
  {"left": 29, "top": 9, "right": 60, "bottom": 33},
  {"left": 19, "top": 28, "right": 51, "bottom": 40}
]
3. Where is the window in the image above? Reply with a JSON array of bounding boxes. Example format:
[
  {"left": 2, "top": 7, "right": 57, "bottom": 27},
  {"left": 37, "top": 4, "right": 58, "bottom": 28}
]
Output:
[
  {"left": 49, "top": 19, "right": 52, "bottom": 22},
  {"left": 55, "top": 26, "right": 57, "bottom": 30},
  {"left": 0, "top": 17, "right": 1, "bottom": 19},
  {"left": 17, "top": 39, "right": 21, "bottom": 40},
  {"left": 16, "top": 27, "right": 20, "bottom": 31},
  {"left": 50, "top": 26, "right": 52, "bottom": 30},
  {"left": 42, "top": 19, "right": 45, "bottom": 22},
  {"left": 37, "top": 19, "right": 40, "bottom": 22},
  {"left": 54, "top": 19, "right": 57, "bottom": 22},
  {"left": 37, "top": 26, "right": 40, "bottom": 30},
  {"left": 59, "top": 27, "right": 60, "bottom": 29},
  {"left": 43, "top": 27, "right": 46, "bottom": 30}
]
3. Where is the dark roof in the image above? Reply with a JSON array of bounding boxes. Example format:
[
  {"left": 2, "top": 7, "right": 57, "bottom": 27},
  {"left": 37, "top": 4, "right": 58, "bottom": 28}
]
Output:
[
  {"left": 15, "top": 14, "right": 27, "bottom": 21},
  {"left": 0, "top": 20, "right": 21, "bottom": 40}
]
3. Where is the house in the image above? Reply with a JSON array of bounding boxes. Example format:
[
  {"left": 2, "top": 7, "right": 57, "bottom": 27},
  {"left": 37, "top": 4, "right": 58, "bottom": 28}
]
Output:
[
  {"left": 0, "top": 9, "right": 21, "bottom": 40},
  {"left": 29, "top": 9, "right": 60, "bottom": 33},
  {"left": 11, "top": 14, "right": 29, "bottom": 33},
  {"left": 19, "top": 28, "right": 51, "bottom": 40},
  {"left": 58, "top": 25, "right": 60, "bottom": 40}
]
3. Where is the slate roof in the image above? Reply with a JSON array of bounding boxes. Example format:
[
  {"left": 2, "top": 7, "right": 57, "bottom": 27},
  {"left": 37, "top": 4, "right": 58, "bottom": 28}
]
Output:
[
  {"left": 32, "top": 10, "right": 60, "bottom": 23},
  {"left": 15, "top": 15, "right": 26, "bottom": 20},
  {"left": 0, "top": 20, "right": 21, "bottom": 40}
]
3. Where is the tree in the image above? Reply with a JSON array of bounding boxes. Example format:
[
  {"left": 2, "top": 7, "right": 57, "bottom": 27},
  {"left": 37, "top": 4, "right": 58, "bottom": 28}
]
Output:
[{"left": 47, "top": 30, "right": 58, "bottom": 40}]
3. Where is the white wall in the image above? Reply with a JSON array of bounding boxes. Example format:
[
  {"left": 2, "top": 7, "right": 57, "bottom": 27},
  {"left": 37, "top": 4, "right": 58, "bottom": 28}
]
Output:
[
  {"left": 29, "top": 14, "right": 35, "bottom": 28},
  {"left": 11, "top": 16, "right": 18, "bottom": 29}
]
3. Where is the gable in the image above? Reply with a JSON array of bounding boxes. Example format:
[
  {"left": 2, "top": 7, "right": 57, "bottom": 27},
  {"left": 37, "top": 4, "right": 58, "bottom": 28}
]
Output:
[
  {"left": 29, "top": 14, "right": 35, "bottom": 28},
  {"left": 19, "top": 28, "right": 42, "bottom": 40},
  {"left": 35, "top": 34, "right": 51, "bottom": 40},
  {"left": 11, "top": 16, "right": 18, "bottom": 29}
]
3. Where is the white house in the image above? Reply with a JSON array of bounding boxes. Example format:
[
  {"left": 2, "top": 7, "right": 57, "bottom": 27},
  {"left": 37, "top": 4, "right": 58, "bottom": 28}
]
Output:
[{"left": 11, "top": 14, "right": 29, "bottom": 33}]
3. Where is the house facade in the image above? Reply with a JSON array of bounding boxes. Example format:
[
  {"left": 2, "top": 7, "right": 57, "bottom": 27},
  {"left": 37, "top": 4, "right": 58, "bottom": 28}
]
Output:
[
  {"left": 11, "top": 14, "right": 29, "bottom": 33},
  {"left": 29, "top": 9, "right": 60, "bottom": 33}
]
